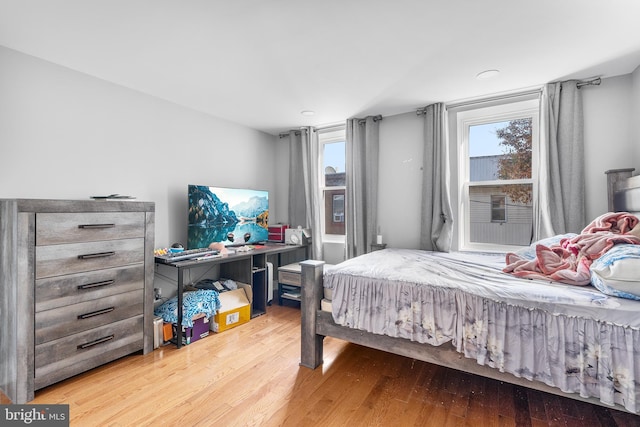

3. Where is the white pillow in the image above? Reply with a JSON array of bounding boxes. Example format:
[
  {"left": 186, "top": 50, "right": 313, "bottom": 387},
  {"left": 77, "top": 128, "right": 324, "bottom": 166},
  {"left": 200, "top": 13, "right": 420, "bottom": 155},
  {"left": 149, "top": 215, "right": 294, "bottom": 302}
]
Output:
[{"left": 590, "top": 244, "right": 640, "bottom": 300}]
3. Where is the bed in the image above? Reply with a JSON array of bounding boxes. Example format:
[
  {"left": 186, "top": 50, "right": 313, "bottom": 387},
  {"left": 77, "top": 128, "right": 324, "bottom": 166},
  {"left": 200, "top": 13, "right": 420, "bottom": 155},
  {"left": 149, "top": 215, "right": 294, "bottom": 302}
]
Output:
[{"left": 299, "top": 168, "right": 640, "bottom": 414}]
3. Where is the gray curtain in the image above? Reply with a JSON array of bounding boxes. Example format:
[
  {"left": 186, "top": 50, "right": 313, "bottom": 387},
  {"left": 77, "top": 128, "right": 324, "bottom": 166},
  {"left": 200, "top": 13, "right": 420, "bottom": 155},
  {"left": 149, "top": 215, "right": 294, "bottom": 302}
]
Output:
[
  {"left": 287, "top": 127, "right": 323, "bottom": 259},
  {"left": 420, "top": 103, "right": 453, "bottom": 252},
  {"left": 346, "top": 116, "right": 380, "bottom": 258},
  {"left": 536, "top": 81, "right": 586, "bottom": 238}
]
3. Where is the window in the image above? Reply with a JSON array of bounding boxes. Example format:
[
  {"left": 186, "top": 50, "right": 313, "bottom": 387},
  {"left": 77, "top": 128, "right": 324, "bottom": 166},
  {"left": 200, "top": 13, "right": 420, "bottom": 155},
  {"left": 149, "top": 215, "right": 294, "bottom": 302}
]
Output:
[
  {"left": 490, "top": 195, "right": 506, "bottom": 222},
  {"left": 319, "top": 128, "right": 346, "bottom": 239},
  {"left": 332, "top": 194, "right": 345, "bottom": 223},
  {"left": 324, "top": 190, "right": 345, "bottom": 234},
  {"left": 456, "top": 99, "right": 538, "bottom": 250}
]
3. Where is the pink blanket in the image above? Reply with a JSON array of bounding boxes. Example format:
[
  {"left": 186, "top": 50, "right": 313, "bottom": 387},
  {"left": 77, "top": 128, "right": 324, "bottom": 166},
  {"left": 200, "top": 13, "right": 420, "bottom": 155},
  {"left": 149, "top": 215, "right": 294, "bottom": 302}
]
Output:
[{"left": 503, "top": 212, "right": 640, "bottom": 286}]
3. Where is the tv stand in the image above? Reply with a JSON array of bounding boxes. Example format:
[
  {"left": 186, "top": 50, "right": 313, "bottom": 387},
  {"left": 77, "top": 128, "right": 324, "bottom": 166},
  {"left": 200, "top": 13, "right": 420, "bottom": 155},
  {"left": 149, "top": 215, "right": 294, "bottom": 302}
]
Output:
[{"left": 155, "top": 242, "right": 307, "bottom": 348}]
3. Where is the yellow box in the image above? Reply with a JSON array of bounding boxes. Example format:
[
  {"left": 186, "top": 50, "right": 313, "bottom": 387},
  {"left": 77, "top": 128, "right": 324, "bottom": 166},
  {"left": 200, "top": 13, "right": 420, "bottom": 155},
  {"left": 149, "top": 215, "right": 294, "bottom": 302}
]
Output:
[
  {"left": 162, "top": 322, "right": 173, "bottom": 342},
  {"left": 212, "top": 282, "right": 252, "bottom": 333}
]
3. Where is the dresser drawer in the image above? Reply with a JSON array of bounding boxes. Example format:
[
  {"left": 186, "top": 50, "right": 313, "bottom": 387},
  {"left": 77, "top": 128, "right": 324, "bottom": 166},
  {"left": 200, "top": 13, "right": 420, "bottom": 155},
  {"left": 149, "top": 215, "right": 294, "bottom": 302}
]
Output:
[
  {"left": 278, "top": 270, "right": 301, "bottom": 286},
  {"left": 35, "top": 265, "right": 144, "bottom": 312},
  {"left": 36, "top": 212, "right": 145, "bottom": 245},
  {"left": 35, "top": 316, "right": 144, "bottom": 390},
  {"left": 35, "top": 238, "right": 144, "bottom": 279},
  {"left": 35, "top": 289, "right": 144, "bottom": 345}
]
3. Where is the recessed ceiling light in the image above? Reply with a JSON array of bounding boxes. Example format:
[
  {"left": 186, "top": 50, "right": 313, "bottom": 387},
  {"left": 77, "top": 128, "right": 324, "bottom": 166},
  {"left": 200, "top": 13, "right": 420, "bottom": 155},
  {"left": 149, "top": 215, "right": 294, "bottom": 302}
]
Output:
[
  {"left": 300, "top": 110, "right": 315, "bottom": 117},
  {"left": 476, "top": 69, "right": 500, "bottom": 80}
]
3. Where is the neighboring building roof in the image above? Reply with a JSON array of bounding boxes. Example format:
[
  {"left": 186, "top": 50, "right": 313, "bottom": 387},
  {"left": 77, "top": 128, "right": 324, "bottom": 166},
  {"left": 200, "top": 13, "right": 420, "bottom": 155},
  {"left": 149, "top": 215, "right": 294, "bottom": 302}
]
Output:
[
  {"left": 326, "top": 172, "right": 346, "bottom": 187},
  {"left": 470, "top": 155, "right": 504, "bottom": 181}
]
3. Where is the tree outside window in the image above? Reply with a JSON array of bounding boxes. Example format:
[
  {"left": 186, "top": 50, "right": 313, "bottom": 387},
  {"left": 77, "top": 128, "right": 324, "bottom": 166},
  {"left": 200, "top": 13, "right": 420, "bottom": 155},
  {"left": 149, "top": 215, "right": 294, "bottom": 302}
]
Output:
[{"left": 496, "top": 118, "right": 532, "bottom": 204}]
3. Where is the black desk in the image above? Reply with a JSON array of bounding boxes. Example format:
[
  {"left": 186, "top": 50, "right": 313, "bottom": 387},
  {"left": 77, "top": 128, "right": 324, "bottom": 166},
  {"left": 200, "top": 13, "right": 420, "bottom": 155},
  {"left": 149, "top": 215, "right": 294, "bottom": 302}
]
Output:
[{"left": 155, "top": 243, "right": 307, "bottom": 348}]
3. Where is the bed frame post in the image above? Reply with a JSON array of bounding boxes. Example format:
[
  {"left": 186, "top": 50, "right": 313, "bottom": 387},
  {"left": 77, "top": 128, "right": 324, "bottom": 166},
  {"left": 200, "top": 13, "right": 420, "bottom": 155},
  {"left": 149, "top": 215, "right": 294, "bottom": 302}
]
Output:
[
  {"left": 605, "top": 168, "right": 635, "bottom": 211},
  {"left": 300, "top": 260, "right": 325, "bottom": 369}
]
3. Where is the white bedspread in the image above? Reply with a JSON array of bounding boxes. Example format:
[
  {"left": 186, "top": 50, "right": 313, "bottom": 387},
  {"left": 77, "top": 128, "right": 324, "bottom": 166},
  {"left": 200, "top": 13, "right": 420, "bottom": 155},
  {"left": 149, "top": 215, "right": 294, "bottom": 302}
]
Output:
[{"left": 324, "top": 248, "right": 640, "bottom": 413}]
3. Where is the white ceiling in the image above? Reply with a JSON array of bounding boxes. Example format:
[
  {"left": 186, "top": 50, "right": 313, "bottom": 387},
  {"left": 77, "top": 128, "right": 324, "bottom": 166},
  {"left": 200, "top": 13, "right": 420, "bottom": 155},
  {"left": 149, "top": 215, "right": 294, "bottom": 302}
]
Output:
[{"left": 2, "top": 1, "right": 640, "bottom": 135}]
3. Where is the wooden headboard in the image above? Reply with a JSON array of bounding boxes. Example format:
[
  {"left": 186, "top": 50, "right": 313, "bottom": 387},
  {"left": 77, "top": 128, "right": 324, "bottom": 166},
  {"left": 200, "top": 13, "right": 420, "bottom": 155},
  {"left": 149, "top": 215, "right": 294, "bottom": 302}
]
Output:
[{"left": 606, "top": 168, "right": 640, "bottom": 215}]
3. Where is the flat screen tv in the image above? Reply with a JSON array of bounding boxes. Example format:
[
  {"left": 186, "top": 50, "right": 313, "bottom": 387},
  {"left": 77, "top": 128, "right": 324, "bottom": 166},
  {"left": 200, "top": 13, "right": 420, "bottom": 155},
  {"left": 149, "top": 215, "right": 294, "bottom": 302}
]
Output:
[{"left": 188, "top": 185, "right": 269, "bottom": 249}]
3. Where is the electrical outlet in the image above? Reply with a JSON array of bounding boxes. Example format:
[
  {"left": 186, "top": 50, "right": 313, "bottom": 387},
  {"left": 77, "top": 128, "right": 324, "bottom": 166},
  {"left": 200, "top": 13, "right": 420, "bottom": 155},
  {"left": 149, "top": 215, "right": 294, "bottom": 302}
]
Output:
[{"left": 154, "top": 288, "right": 161, "bottom": 299}]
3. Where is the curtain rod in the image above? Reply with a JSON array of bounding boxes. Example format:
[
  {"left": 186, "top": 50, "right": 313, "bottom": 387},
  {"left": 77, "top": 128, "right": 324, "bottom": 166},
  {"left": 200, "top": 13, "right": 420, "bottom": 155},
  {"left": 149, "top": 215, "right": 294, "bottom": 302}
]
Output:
[
  {"left": 358, "top": 115, "right": 382, "bottom": 125},
  {"left": 279, "top": 130, "right": 300, "bottom": 138},
  {"left": 279, "top": 117, "right": 380, "bottom": 137},
  {"left": 415, "top": 78, "right": 600, "bottom": 115},
  {"left": 576, "top": 77, "right": 601, "bottom": 89},
  {"left": 278, "top": 126, "right": 323, "bottom": 139},
  {"left": 416, "top": 88, "right": 542, "bottom": 115}
]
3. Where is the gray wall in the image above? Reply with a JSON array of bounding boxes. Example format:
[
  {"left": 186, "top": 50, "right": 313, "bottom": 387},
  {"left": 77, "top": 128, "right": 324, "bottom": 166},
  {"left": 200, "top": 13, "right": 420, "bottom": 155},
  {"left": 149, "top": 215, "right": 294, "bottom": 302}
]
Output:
[
  {"left": 377, "top": 113, "right": 424, "bottom": 250},
  {"left": 0, "top": 46, "right": 279, "bottom": 250},
  {"left": 582, "top": 73, "right": 637, "bottom": 222}
]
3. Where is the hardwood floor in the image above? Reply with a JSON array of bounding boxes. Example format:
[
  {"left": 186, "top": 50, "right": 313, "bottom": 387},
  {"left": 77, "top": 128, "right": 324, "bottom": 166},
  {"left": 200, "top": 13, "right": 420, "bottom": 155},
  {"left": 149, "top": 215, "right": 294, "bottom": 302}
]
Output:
[{"left": 3, "top": 305, "right": 639, "bottom": 426}]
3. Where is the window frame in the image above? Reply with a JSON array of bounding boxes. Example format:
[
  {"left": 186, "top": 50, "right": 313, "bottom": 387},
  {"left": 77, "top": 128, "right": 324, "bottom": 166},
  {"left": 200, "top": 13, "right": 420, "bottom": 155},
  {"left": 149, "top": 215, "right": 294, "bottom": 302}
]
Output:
[
  {"left": 318, "top": 126, "right": 346, "bottom": 243},
  {"left": 456, "top": 99, "right": 539, "bottom": 252}
]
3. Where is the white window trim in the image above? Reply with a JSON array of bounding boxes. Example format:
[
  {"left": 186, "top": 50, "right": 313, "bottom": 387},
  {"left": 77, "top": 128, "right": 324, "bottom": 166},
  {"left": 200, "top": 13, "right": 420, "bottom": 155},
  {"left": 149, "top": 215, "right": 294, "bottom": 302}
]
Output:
[
  {"left": 456, "top": 99, "right": 539, "bottom": 253},
  {"left": 319, "top": 127, "right": 346, "bottom": 244}
]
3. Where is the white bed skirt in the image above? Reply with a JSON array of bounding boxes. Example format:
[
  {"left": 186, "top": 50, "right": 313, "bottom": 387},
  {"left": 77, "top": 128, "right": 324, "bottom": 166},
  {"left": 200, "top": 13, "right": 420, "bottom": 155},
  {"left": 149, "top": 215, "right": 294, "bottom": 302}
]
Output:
[{"left": 324, "top": 249, "right": 640, "bottom": 413}]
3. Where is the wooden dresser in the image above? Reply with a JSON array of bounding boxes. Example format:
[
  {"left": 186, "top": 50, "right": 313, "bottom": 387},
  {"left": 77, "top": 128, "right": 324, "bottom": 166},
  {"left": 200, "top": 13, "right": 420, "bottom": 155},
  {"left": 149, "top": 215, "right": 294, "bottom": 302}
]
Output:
[{"left": 0, "top": 199, "right": 155, "bottom": 403}]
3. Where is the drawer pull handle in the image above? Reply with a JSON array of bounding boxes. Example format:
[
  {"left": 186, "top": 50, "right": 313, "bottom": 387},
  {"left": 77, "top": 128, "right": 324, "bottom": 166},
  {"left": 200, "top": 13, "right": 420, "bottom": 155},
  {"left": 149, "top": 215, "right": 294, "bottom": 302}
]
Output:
[
  {"left": 78, "top": 223, "right": 115, "bottom": 229},
  {"left": 78, "top": 307, "right": 115, "bottom": 319},
  {"left": 77, "top": 335, "right": 115, "bottom": 349},
  {"left": 77, "top": 279, "right": 115, "bottom": 290},
  {"left": 78, "top": 251, "right": 115, "bottom": 260}
]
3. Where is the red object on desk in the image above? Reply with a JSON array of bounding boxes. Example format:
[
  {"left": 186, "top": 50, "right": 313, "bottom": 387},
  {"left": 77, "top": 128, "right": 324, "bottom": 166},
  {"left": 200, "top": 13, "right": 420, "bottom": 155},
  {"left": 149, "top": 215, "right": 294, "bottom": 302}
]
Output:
[{"left": 268, "top": 224, "right": 289, "bottom": 242}]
